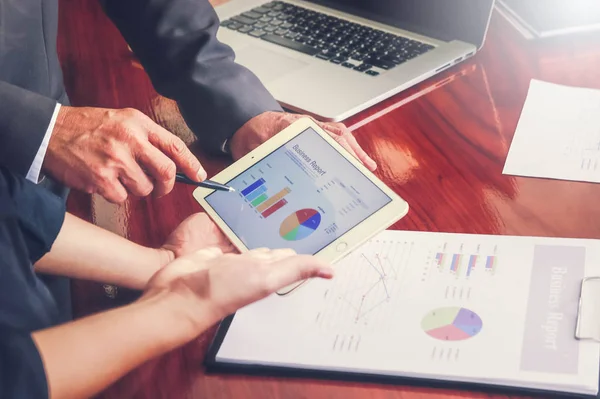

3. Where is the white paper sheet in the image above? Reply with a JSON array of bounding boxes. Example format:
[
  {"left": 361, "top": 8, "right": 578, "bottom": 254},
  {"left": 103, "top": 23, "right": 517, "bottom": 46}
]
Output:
[
  {"left": 215, "top": 230, "right": 600, "bottom": 395},
  {"left": 503, "top": 79, "right": 600, "bottom": 183}
]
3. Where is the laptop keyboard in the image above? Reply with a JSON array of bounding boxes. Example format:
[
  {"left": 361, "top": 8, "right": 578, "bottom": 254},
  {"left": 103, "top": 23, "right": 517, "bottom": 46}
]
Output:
[{"left": 221, "top": 1, "right": 435, "bottom": 76}]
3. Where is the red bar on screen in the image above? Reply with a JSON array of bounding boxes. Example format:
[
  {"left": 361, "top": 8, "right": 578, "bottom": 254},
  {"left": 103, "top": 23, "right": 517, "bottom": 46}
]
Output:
[{"left": 261, "top": 198, "right": 288, "bottom": 218}]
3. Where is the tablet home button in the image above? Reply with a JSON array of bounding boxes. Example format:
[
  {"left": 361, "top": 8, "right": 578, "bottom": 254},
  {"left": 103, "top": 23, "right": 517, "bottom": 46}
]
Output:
[{"left": 336, "top": 242, "right": 348, "bottom": 252}]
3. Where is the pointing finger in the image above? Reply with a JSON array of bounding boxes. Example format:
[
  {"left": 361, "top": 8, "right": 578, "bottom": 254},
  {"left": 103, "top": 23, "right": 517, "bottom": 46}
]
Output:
[
  {"left": 265, "top": 255, "right": 334, "bottom": 291},
  {"left": 145, "top": 122, "right": 206, "bottom": 182}
]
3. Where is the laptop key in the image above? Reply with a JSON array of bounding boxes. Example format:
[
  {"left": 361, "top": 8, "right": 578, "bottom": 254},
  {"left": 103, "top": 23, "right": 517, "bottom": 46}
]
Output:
[
  {"left": 330, "top": 57, "right": 347, "bottom": 64},
  {"left": 249, "top": 29, "right": 267, "bottom": 37},
  {"left": 366, "top": 70, "right": 380, "bottom": 76},
  {"left": 239, "top": 25, "right": 254, "bottom": 33},
  {"left": 341, "top": 62, "right": 355, "bottom": 69},
  {"left": 261, "top": 34, "right": 319, "bottom": 55},
  {"left": 252, "top": 7, "right": 271, "bottom": 14},
  {"left": 242, "top": 11, "right": 262, "bottom": 19},
  {"left": 364, "top": 57, "right": 395, "bottom": 70},
  {"left": 350, "top": 53, "right": 368, "bottom": 61},
  {"left": 227, "top": 22, "right": 243, "bottom": 30},
  {"left": 232, "top": 15, "right": 257, "bottom": 25},
  {"left": 354, "top": 63, "right": 372, "bottom": 72}
]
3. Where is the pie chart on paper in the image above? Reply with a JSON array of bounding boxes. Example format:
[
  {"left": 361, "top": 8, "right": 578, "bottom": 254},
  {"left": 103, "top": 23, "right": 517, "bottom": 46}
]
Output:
[
  {"left": 421, "top": 306, "right": 483, "bottom": 341},
  {"left": 279, "top": 209, "right": 321, "bottom": 241}
]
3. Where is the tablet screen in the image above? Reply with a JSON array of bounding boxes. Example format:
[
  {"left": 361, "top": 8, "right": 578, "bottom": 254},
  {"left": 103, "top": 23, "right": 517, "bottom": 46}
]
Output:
[{"left": 205, "top": 127, "right": 392, "bottom": 254}]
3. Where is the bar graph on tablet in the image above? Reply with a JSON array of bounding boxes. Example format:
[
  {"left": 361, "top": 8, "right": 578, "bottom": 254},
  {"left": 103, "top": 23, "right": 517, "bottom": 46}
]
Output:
[{"left": 240, "top": 178, "right": 291, "bottom": 219}]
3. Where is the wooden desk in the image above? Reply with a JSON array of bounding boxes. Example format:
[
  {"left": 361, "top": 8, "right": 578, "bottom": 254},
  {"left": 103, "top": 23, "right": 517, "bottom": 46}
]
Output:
[{"left": 58, "top": 1, "right": 600, "bottom": 398}]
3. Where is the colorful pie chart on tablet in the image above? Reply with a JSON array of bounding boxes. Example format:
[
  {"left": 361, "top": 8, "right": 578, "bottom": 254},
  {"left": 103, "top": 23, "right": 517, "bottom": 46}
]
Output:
[
  {"left": 421, "top": 307, "right": 483, "bottom": 341},
  {"left": 279, "top": 209, "right": 321, "bottom": 241}
]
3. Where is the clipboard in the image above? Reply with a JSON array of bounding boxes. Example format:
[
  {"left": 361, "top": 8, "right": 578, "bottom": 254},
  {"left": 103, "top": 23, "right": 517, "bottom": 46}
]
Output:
[
  {"left": 202, "top": 231, "right": 600, "bottom": 398},
  {"left": 576, "top": 277, "right": 600, "bottom": 342},
  {"left": 204, "top": 312, "right": 599, "bottom": 399},
  {"left": 202, "top": 275, "right": 600, "bottom": 398}
]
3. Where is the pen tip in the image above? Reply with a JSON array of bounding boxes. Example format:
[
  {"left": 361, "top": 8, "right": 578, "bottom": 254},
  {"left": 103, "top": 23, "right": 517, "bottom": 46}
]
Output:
[{"left": 229, "top": 187, "right": 236, "bottom": 192}]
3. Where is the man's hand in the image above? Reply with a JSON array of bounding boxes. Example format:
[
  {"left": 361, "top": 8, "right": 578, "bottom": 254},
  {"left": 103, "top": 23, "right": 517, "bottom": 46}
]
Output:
[
  {"left": 43, "top": 106, "right": 206, "bottom": 203},
  {"left": 228, "top": 111, "right": 377, "bottom": 171},
  {"left": 161, "top": 212, "right": 235, "bottom": 259},
  {"left": 144, "top": 247, "right": 334, "bottom": 333}
]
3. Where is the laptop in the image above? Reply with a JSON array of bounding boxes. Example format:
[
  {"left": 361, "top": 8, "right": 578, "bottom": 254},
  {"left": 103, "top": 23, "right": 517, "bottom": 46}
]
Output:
[{"left": 214, "top": 0, "right": 496, "bottom": 122}]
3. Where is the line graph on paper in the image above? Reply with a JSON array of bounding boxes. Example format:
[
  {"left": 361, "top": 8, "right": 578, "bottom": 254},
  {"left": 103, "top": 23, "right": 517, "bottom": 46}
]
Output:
[{"left": 315, "top": 239, "right": 414, "bottom": 333}]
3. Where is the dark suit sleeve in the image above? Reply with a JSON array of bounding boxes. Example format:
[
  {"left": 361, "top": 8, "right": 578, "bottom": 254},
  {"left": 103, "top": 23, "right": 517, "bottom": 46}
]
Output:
[
  {"left": 0, "top": 166, "right": 66, "bottom": 399},
  {"left": 1, "top": 167, "right": 66, "bottom": 264},
  {"left": 101, "top": 0, "right": 283, "bottom": 154},
  {"left": 0, "top": 81, "right": 58, "bottom": 177}
]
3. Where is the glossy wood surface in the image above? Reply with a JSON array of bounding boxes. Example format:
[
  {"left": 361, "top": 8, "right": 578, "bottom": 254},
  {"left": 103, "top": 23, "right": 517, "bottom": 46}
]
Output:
[{"left": 58, "top": 1, "right": 600, "bottom": 398}]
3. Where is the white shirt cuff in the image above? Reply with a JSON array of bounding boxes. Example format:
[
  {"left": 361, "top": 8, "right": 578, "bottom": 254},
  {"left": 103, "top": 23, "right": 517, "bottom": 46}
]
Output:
[{"left": 26, "top": 103, "right": 61, "bottom": 184}]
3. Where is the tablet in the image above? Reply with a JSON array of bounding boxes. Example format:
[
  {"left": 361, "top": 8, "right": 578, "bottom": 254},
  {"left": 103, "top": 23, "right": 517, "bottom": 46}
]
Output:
[{"left": 193, "top": 118, "right": 409, "bottom": 293}]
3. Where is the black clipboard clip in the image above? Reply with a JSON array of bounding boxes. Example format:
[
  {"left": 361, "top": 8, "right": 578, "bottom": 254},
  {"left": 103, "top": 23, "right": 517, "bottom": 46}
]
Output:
[{"left": 575, "top": 277, "right": 600, "bottom": 342}]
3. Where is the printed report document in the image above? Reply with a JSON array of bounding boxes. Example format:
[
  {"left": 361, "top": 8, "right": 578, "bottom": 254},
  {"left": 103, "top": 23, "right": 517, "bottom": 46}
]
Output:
[
  {"left": 207, "top": 230, "right": 600, "bottom": 396},
  {"left": 503, "top": 79, "right": 600, "bottom": 184}
]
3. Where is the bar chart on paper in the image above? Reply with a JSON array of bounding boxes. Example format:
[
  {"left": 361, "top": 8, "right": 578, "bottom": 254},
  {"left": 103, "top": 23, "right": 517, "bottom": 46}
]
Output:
[
  {"left": 564, "top": 133, "right": 600, "bottom": 172},
  {"left": 432, "top": 243, "right": 499, "bottom": 280},
  {"left": 240, "top": 178, "right": 291, "bottom": 218}
]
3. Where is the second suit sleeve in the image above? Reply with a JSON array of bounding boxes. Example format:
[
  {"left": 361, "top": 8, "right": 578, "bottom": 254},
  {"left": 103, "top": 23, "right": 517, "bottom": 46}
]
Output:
[
  {"left": 0, "top": 166, "right": 67, "bottom": 399},
  {"left": 0, "top": 81, "right": 58, "bottom": 177},
  {"left": 101, "top": 0, "right": 284, "bottom": 155}
]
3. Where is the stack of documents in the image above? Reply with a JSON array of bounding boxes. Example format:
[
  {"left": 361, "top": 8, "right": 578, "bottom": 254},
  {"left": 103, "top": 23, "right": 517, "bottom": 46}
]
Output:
[{"left": 207, "top": 230, "right": 600, "bottom": 396}]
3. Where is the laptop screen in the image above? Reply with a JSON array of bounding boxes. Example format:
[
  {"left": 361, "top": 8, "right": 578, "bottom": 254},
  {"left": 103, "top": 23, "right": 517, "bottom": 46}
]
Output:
[{"left": 303, "top": 0, "right": 495, "bottom": 48}]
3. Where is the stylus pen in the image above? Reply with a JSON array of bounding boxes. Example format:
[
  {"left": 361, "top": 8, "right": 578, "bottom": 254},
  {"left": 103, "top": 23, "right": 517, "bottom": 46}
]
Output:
[{"left": 175, "top": 173, "right": 235, "bottom": 192}]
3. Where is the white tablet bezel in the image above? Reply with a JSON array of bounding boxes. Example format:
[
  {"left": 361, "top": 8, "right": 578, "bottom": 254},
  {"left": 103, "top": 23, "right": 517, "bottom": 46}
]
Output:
[{"left": 193, "top": 118, "right": 409, "bottom": 290}]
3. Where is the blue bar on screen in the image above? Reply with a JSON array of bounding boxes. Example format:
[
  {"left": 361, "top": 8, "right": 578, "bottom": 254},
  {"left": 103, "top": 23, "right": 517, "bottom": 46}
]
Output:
[
  {"left": 241, "top": 178, "right": 266, "bottom": 196},
  {"left": 245, "top": 185, "right": 268, "bottom": 201}
]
